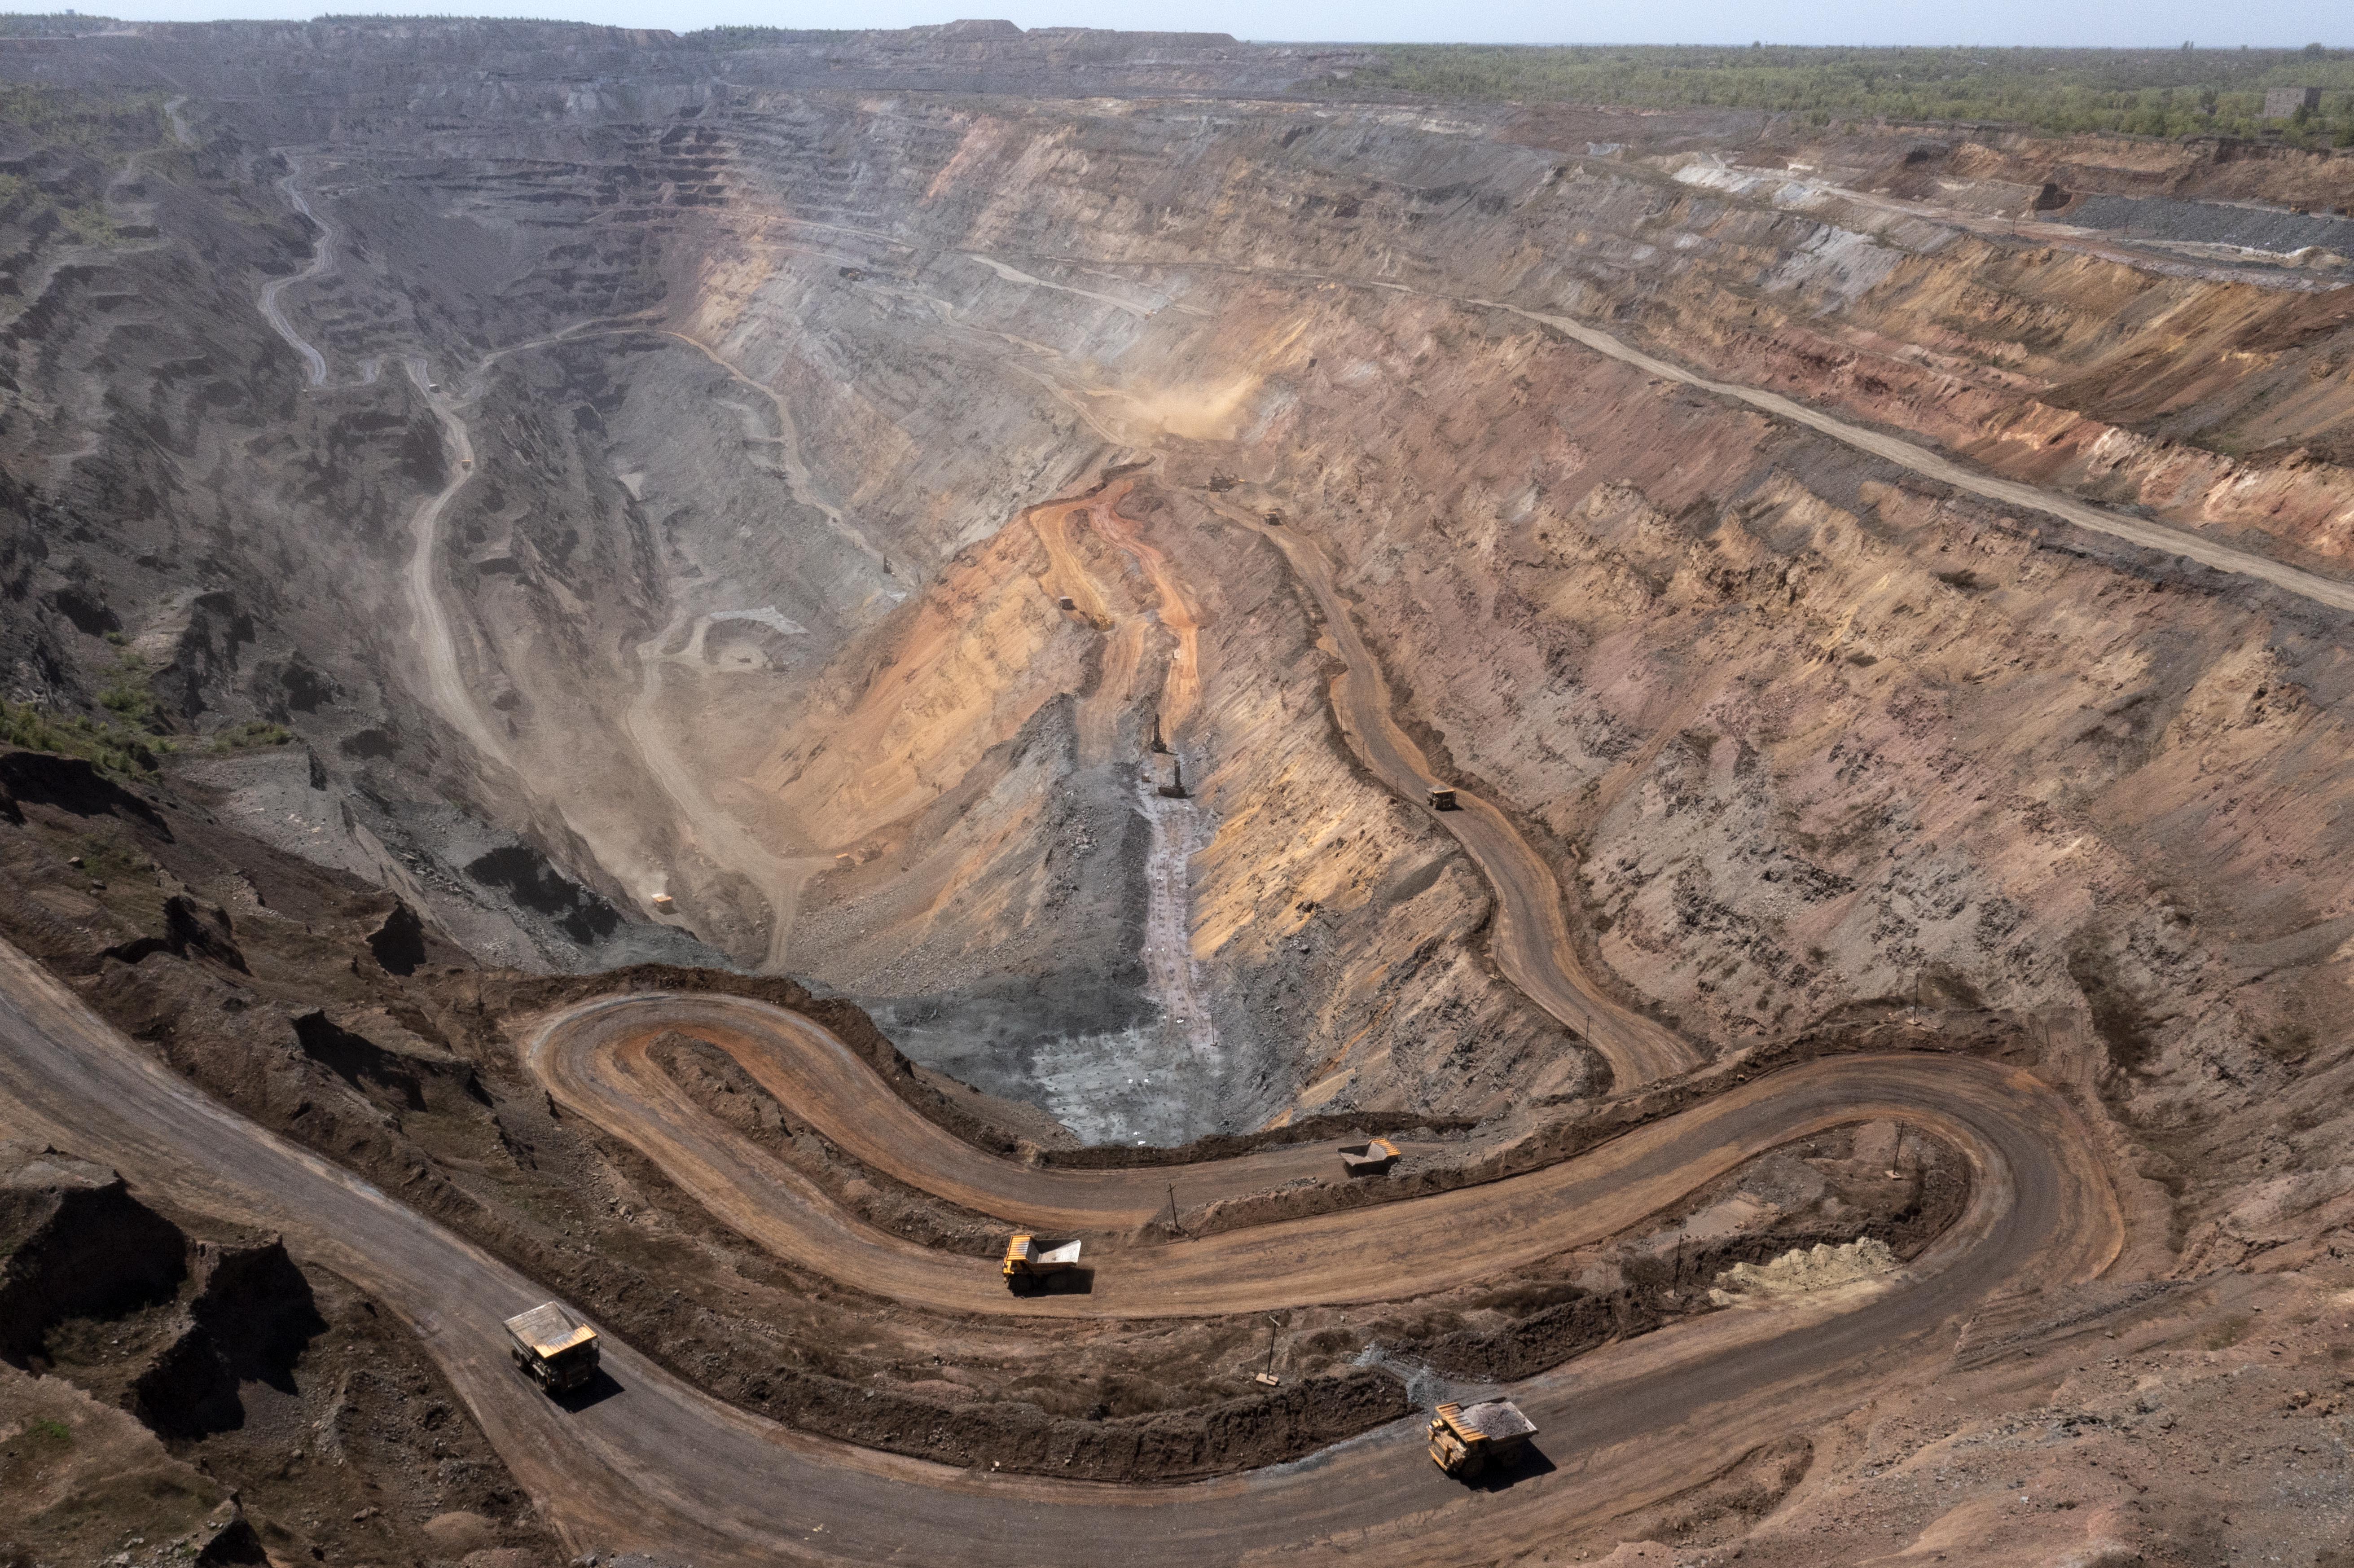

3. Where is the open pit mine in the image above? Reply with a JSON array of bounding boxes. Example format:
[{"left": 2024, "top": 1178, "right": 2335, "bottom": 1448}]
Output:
[{"left": 2, "top": 17, "right": 2354, "bottom": 1568}]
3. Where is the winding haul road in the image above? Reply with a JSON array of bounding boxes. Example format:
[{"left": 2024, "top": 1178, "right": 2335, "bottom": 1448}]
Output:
[
  {"left": 256, "top": 155, "right": 332, "bottom": 388},
  {"left": 0, "top": 936, "right": 2123, "bottom": 1564},
  {"left": 149, "top": 170, "right": 2187, "bottom": 1563},
  {"left": 1198, "top": 494, "right": 1697, "bottom": 1091}
]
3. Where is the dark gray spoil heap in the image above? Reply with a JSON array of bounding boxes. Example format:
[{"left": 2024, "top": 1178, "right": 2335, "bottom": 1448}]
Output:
[{"left": 2055, "top": 193, "right": 2354, "bottom": 256}]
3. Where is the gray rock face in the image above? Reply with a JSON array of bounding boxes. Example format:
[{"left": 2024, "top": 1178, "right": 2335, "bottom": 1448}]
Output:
[{"left": 4, "top": 21, "right": 2352, "bottom": 1162}]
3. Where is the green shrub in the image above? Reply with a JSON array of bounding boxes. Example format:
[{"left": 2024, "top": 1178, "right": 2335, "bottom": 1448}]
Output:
[
  {"left": 58, "top": 204, "right": 122, "bottom": 246},
  {"left": 0, "top": 700, "right": 159, "bottom": 775},
  {"left": 0, "top": 15, "right": 117, "bottom": 36},
  {"left": 18, "top": 1416, "right": 73, "bottom": 1450},
  {"left": 210, "top": 720, "right": 294, "bottom": 752},
  {"left": 96, "top": 652, "right": 156, "bottom": 726},
  {"left": 0, "top": 84, "right": 165, "bottom": 151}
]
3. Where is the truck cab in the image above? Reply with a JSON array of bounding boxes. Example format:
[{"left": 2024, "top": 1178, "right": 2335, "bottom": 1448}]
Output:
[
  {"left": 1427, "top": 1398, "right": 1537, "bottom": 1480},
  {"left": 503, "top": 1301, "right": 599, "bottom": 1394}
]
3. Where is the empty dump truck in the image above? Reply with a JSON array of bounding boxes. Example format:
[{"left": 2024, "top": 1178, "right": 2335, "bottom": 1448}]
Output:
[
  {"left": 1428, "top": 786, "right": 1459, "bottom": 812},
  {"left": 504, "top": 1301, "right": 599, "bottom": 1394},
  {"left": 650, "top": 892, "right": 675, "bottom": 914},
  {"left": 1002, "top": 1233, "right": 1083, "bottom": 1291},
  {"left": 1428, "top": 1398, "right": 1536, "bottom": 1479},
  {"left": 1338, "top": 1137, "right": 1400, "bottom": 1176}
]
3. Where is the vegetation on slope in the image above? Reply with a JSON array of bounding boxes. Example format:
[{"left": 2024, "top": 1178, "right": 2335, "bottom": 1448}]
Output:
[
  {"left": 0, "top": 83, "right": 165, "bottom": 150},
  {"left": 0, "top": 13, "right": 114, "bottom": 35},
  {"left": 680, "top": 26, "right": 858, "bottom": 48},
  {"left": 1344, "top": 44, "right": 2354, "bottom": 145},
  {"left": 0, "top": 702, "right": 164, "bottom": 776}
]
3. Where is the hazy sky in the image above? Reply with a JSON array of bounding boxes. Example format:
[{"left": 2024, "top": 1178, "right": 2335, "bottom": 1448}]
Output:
[{"left": 74, "top": 0, "right": 2350, "bottom": 47}]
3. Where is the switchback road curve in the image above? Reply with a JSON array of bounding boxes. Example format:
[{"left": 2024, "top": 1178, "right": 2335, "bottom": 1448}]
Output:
[{"left": 0, "top": 941, "right": 2122, "bottom": 1564}]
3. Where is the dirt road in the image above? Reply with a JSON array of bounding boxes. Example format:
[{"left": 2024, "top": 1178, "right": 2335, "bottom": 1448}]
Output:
[
  {"left": 247, "top": 192, "right": 830, "bottom": 964},
  {"left": 0, "top": 938, "right": 2120, "bottom": 1564},
  {"left": 657, "top": 327, "right": 886, "bottom": 567},
  {"left": 1093, "top": 486, "right": 1205, "bottom": 735},
  {"left": 399, "top": 356, "right": 515, "bottom": 776},
  {"left": 1467, "top": 295, "right": 2354, "bottom": 613},
  {"left": 1202, "top": 496, "right": 1697, "bottom": 1089},
  {"left": 524, "top": 991, "right": 2089, "bottom": 1318},
  {"left": 1027, "top": 479, "right": 1222, "bottom": 1071},
  {"left": 1675, "top": 158, "right": 2346, "bottom": 292},
  {"left": 400, "top": 324, "right": 832, "bottom": 966},
  {"left": 257, "top": 155, "right": 332, "bottom": 387},
  {"left": 982, "top": 242, "right": 2354, "bottom": 617}
]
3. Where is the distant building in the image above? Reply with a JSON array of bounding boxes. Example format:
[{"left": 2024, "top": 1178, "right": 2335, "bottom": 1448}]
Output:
[{"left": 2263, "top": 86, "right": 2323, "bottom": 119}]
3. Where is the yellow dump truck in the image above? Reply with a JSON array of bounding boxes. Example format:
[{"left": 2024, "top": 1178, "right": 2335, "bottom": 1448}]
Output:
[
  {"left": 1428, "top": 786, "right": 1460, "bottom": 812},
  {"left": 1427, "top": 1398, "right": 1537, "bottom": 1480},
  {"left": 1002, "top": 1233, "right": 1083, "bottom": 1292},
  {"left": 503, "top": 1301, "right": 599, "bottom": 1394},
  {"left": 1338, "top": 1137, "right": 1401, "bottom": 1176}
]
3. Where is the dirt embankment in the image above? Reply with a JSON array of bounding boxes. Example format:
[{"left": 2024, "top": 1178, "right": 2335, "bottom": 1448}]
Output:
[
  {"left": 650, "top": 1032, "right": 1010, "bottom": 1257},
  {"left": 1403, "top": 1123, "right": 1968, "bottom": 1382},
  {"left": 0, "top": 1146, "right": 558, "bottom": 1568},
  {"left": 732, "top": 1357, "right": 1413, "bottom": 1486},
  {"left": 646, "top": 1026, "right": 1465, "bottom": 1256}
]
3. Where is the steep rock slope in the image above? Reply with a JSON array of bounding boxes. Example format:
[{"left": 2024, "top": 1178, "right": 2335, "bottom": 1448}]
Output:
[{"left": 0, "top": 26, "right": 2348, "bottom": 1156}]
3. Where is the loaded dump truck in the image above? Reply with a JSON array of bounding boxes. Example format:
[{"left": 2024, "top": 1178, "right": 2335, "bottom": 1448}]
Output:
[
  {"left": 1427, "top": 1398, "right": 1537, "bottom": 1480},
  {"left": 1338, "top": 1137, "right": 1401, "bottom": 1176},
  {"left": 504, "top": 1301, "right": 599, "bottom": 1394},
  {"left": 1002, "top": 1233, "right": 1083, "bottom": 1292}
]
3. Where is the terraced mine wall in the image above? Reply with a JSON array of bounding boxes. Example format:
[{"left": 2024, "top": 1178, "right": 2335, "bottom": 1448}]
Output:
[{"left": 0, "top": 25, "right": 2350, "bottom": 1169}]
